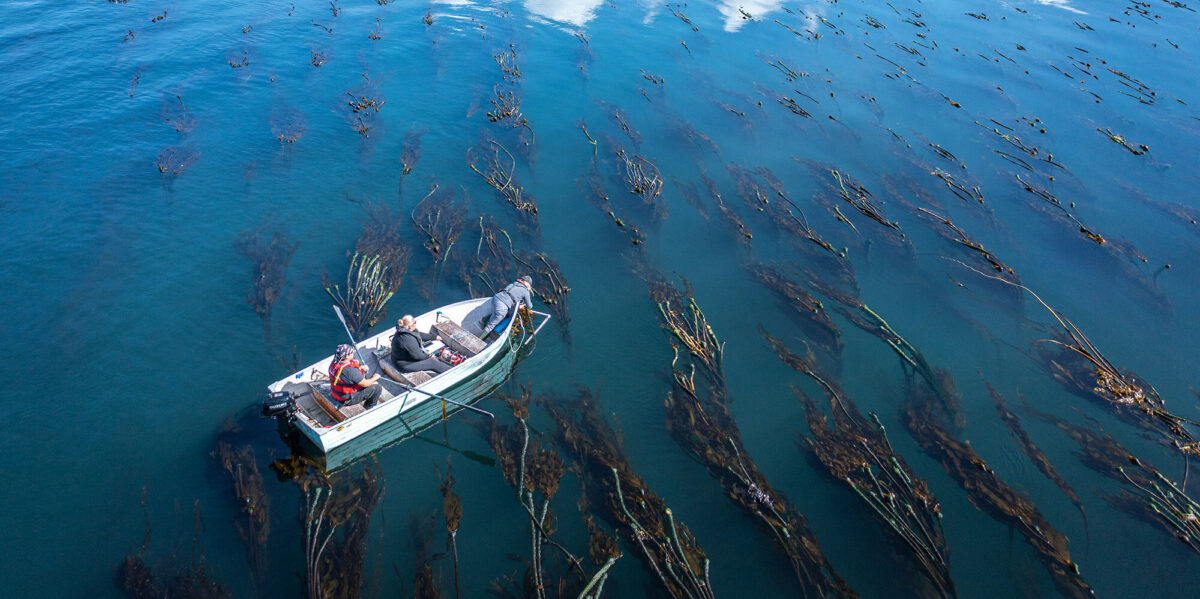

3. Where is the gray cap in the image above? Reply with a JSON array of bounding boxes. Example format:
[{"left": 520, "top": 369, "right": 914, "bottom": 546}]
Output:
[{"left": 519, "top": 275, "right": 533, "bottom": 285}]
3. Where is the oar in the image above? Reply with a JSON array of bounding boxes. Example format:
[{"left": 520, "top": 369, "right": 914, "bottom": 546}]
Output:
[
  {"left": 332, "top": 305, "right": 370, "bottom": 365},
  {"left": 400, "top": 384, "right": 495, "bottom": 419}
]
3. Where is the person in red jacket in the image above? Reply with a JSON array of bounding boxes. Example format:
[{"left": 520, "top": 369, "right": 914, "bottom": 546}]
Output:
[{"left": 327, "top": 344, "right": 381, "bottom": 409}]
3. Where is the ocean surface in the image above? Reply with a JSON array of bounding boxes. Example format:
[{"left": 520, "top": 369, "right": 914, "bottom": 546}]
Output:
[{"left": 3, "top": 0, "right": 1199, "bottom": 597}]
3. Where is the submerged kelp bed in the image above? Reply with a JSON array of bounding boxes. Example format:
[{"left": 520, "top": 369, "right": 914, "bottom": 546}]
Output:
[{"left": 4, "top": 0, "right": 1200, "bottom": 598}]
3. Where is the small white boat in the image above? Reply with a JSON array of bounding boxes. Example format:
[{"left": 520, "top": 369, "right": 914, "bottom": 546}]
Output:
[{"left": 263, "top": 297, "right": 548, "bottom": 469}]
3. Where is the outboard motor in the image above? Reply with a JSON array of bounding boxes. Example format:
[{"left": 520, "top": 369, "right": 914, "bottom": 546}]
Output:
[{"left": 261, "top": 390, "right": 298, "bottom": 422}]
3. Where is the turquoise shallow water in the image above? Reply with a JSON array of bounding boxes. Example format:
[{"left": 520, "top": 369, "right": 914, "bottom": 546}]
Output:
[{"left": 3, "top": 0, "right": 1200, "bottom": 597}]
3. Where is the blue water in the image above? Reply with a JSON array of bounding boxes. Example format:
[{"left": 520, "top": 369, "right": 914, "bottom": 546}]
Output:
[{"left": 3, "top": 0, "right": 1199, "bottom": 597}]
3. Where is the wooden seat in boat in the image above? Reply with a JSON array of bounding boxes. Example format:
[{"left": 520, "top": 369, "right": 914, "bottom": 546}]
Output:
[
  {"left": 432, "top": 320, "right": 485, "bottom": 357},
  {"left": 374, "top": 347, "right": 437, "bottom": 386}
]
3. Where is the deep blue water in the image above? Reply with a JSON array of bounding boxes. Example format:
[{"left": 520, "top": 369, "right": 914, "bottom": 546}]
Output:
[{"left": 3, "top": 0, "right": 1200, "bottom": 597}]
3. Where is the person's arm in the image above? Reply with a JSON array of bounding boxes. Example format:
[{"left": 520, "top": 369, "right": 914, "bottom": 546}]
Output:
[{"left": 341, "top": 365, "right": 379, "bottom": 387}]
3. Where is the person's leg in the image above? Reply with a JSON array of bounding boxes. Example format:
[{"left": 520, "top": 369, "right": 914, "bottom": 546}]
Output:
[
  {"left": 360, "top": 385, "right": 382, "bottom": 409},
  {"left": 339, "top": 393, "right": 364, "bottom": 407},
  {"left": 481, "top": 299, "right": 510, "bottom": 337},
  {"left": 399, "top": 357, "right": 451, "bottom": 374}
]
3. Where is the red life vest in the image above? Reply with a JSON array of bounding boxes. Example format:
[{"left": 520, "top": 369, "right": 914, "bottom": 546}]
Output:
[{"left": 328, "top": 358, "right": 365, "bottom": 402}]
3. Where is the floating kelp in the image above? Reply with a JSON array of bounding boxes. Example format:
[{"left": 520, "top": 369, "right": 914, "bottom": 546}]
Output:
[
  {"left": 1097, "top": 127, "right": 1149, "bottom": 156},
  {"left": 700, "top": 172, "right": 753, "bottom": 246},
  {"left": 916, "top": 207, "right": 1011, "bottom": 275},
  {"left": 984, "top": 380, "right": 1086, "bottom": 524},
  {"left": 155, "top": 145, "right": 199, "bottom": 177},
  {"left": 598, "top": 100, "right": 642, "bottom": 148},
  {"left": 974, "top": 120, "right": 1065, "bottom": 171},
  {"left": 467, "top": 139, "right": 539, "bottom": 233},
  {"left": 663, "top": 114, "right": 720, "bottom": 157},
  {"left": 726, "top": 163, "right": 771, "bottom": 212},
  {"left": 356, "top": 198, "right": 412, "bottom": 295},
  {"left": 487, "top": 84, "right": 534, "bottom": 143},
  {"left": 670, "top": 176, "right": 709, "bottom": 221},
  {"left": 667, "top": 5, "right": 699, "bottom": 31},
  {"left": 966, "top": 266, "right": 1198, "bottom": 457},
  {"left": 162, "top": 93, "right": 196, "bottom": 134},
  {"left": 323, "top": 252, "right": 395, "bottom": 337},
  {"left": 929, "top": 168, "right": 984, "bottom": 205},
  {"left": 1122, "top": 182, "right": 1200, "bottom": 240},
  {"left": 794, "top": 159, "right": 910, "bottom": 256},
  {"left": 404, "top": 514, "right": 444, "bottom": 599},
  {"left": 270, "top": 104, "right": 307, "bottom": 144},
  {"left": 746, "top": 263, "right": 843, "bottom": 359},
  {"left": 435, "top": 460, "right": 464, "bottom": 599},
  {"left": 1038, "top": 333, "right": 1198, "bottom": 453},
  {"left": 646, "top": 275, "right": 723, "bottom": 388},
  {"left": 542, "top": 389, "right": 715, "bottom": 599},
  {"left": 116, "top": 502, "right": 234, "bottom": 599},
  {"left": 829, "top": 168, "right": 904, "bottom": 235},
  {"left": 234, "top": 227, "right": 298, "bottom": 323},
  {"left": 296, "top": 458, "right": 384, "bottom": 599},
  {"left": 1106, "top": 484, "right": 1200, "bottom": 555},
  {"left": 901, "top": 383, "right": 1094, "bottom": 598},
  {"left": 1012, "top": 174, "right": 1111, "bottom": 247},
  {"left": 458, "top": 215, "right": 514, "bottom": 297},
  {"left": 752, "top": 186, "right": 859, "bottom": 296},
  {"left": 616, "top": 150, "right": 667, "bottom": 222},
  {"left": 1011, "top": 173, "right": 1166, "bottom": 309},
  {"left": 410, "top": 184, "right": 466, "bottom": 265},
  {"left": 117, "top": 553, "right": 160, "bottom": 599},
  {"left": 902, "top": 206, "right": 1022, "bottom": 304},
  {"left": 579, "top": 168, "right": 646, "bottom": 245},
  {"left": 214, "top": 441, "right": 270, "bottom": 574},
  {"left": 665, "top": 383, "right": 857, "bottom": 598},
  {"left": 116, "top": 486, "right": 156, "bottom": 599},
  {"left": 576, "top": 119, "right": 599, "bottom": 158},
  {"left": 1020, "top": 398, "right": 1200, "bottom": 554},
  {"left": 495, "top": 44, "right": 521, "bottom": 82},
  {"left": 226, "top": 47, "right": 250, "bottom": 69},
  {"left": 400, "top": 126, "right": 427, "bottom": 175},
  {"left": 645, "top": 271, "right": 855, "bottom": 594},
  {"left": 346, "top": 72, "right": 384, "bottom": 138},
  {"left": 763, "top": 331, "right": 954, "bottom": 598},
  {"left": 819, "top": 295, "right": 963, "bottom": 429},
  {"left": 485, "top": 387, "right": 619, "bottom": 598}
]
